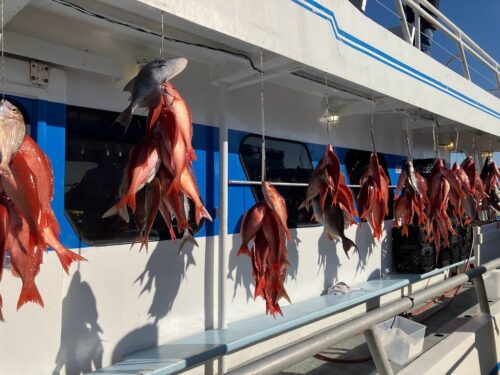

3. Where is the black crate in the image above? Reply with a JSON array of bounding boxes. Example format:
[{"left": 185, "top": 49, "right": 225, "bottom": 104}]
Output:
[
  {"left": 392, "top": 225, "right": 435, "bottom": 274},
  {"left": 437, "top": 235, "right": 460, "bottom": 267},
  {"left": 456, "top": 224, "right": 473, "bottom": 261}
]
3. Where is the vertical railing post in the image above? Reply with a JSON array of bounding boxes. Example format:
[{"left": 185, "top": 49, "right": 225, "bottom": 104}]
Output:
[
  {"left": 364, "top": 326, "right": 394, "bottom": 375},
  {"left": 455, "top": 31, "right": 471, "bottom": 80},
  {"left": 394, "top": 0, "right": 412, "bottom": 43},
  {"left": 496, "top": 63, "right": 500, "bottom": 91},
  {"left": 473, "top": 275, "right": 491, "bottom": 315},
  {"left": 415, "top": 14, "right": 421, "bottom": 50}
]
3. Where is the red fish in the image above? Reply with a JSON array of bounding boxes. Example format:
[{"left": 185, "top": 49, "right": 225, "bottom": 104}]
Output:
[
  {"left": 262, "top": 182, "right": 292, "bottom": 240},
  {"left": 238, "top": 202, "right": 267, "bottom": 256},
  {"left": 134, "top": 177, "right": 162, "bottom": 252},
  {"left": 358, "top": 153, "right": 389, "bottom": 240},
  {"left": 179, "top": 167, "right": 212, "bottom": 225}
]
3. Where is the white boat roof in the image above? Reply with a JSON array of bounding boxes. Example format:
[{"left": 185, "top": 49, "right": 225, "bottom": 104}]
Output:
[{"left": 5, "top": 0, "right": 500, "bottom": 151}]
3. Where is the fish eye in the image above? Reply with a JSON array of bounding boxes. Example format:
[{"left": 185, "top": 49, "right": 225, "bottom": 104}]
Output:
[{"left": 12, "top": 108, "right": 17, "bottom": 113}]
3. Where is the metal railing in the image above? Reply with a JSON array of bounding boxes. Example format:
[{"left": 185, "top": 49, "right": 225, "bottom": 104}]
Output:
[
  {"left": 371, "top": 0, "right": 500, "bottom": 92},
  {"left": 228, "top": 256, "right": 500, "bottom": 375}
]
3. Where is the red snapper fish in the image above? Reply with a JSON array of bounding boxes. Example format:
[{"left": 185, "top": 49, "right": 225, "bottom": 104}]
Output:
[
  {"left": 0, "top": 100, "right": 26, "bottom": 175},
  {"left": 357, "top": 153, "right": 389, "bottom": 241},
  {"left": 393, "top": 160, "right": 428, "bottom": 234},
  {"left": 238, "top": 184, "right": 292, "bottom": 317}
]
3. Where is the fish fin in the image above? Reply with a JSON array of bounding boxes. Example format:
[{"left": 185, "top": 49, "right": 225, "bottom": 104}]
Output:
[
  {"left": 195, "top": 205, "right": 212, "bottom": 225},
  {"left": 101, "top": 203, "right": 129, "bottom": 223},
  {"left": 123, "top": 76, "right": 137, "bottom": 93},
  {"left": 341, "top": 236, "right": 357, "bottom": 259},
  {"left": 188, "top": 148, "right": 197, "bottom": 162},
  {"left": 178, "top": 231, "right": 198, "bottom": 254},
  {"left": 17, "top": 281, "right": 44, "bottom": 310},
  {"left": 237, "top": 244, "right": 251, "bottom": 257},
  {"left": 113, "top": 104, "right": 134, "bottom": 132},
  {"left": 285, "top": 228, "right": 292, "bottom": 241},
  {"left": 254, "top": 277, "right": 266, "bottom": 300},
  {"left": 45, "top": 231, "right": 86, "bottom": 274}
]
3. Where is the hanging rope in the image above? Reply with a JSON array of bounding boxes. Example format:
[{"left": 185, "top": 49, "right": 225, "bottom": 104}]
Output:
[
  {"left": 1, "top": 0, "right": 4, "bottom": 101},
  {"left": 260, "top": 48, "right": 266, "bottom": 183},
  {"left": 406, "top": 116, "right": 413, "bottom": 160},
  {"left": 160, "top": 11, "right": 165, "bottom": 58},
  {"left": 324, "top": 72, "right": 331, "bottom": 144},
  {"left": 370, "top": 97, "right": 376, "bottom": 153}
]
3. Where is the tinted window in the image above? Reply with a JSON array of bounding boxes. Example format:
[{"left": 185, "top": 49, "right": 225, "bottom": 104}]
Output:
[
  {"left": 64, "top": 105, "right": 196, "bottom": 245},
  {"left": 344, "top": 150, "right": 395, "bottom": 219},
  {"left": 239, "top": 135, "right": 315, "bottom": 227}
]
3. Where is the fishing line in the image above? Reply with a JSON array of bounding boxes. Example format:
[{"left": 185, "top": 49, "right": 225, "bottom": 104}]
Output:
[
  {"left": 1, "top": 0, "right": 4, "bottom": 101},
  {"left": 160, "top": 11, "right": 165, "bottom": 58},
  {"left": 324, "top": 72, "right": 331, "bottom": 144},
  {"left": 432, "top": 117, "right": 438, "bottom": 159},
  {"left": 406, "top": 116, "right": 413, "bottom": 160},
  {"left": 370, "top": 97, "right": 376, "bottom": 152},
  {"left": 260, "top": 48, "right": 266, "bottom": 183}
]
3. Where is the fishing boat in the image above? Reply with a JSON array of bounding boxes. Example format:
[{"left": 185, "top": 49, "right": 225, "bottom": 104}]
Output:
[{"left": 0, "top": 0, "right": 499, "bottom": 374}]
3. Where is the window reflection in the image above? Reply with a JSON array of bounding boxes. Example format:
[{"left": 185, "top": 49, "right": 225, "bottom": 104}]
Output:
[
  {"left": 64, "top": 105, "right": 195, "bottom": 245},
  {"left": 239, "top": 135, "right": 315, "bottom": 228}
]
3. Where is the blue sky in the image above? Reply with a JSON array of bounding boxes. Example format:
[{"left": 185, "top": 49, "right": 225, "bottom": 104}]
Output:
[{"left": 365, "top": 0, "right": 500, "bottom": 93}]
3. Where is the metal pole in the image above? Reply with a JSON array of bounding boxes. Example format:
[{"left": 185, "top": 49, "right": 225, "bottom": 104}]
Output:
[
  {"left": 473, "top": 275, "right": 491, "bottom": 315},
  {"left": 228, "top": 258, "right": 500, "bottom": 375},
  {"left": 456, "top": 31, "right": 471, "bottom": 80},
  {"left": 218, "top": 83, "right": 228, "bottom": 330},
  {"left": 415, "top": 15, "right": 421, "bottom": 51},
  {"left": 364, "top": 327, "right": 394, "bottom": 375},
  {"left": 394, "top": 0, "right": 412, "bottom": 43}
]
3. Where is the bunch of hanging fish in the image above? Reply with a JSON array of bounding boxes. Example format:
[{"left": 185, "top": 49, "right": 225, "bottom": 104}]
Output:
[
  {"left": 480, "top": 156, "right": 500, "bottom": 213},
  {"left": 239, "top": 182, "right": 292, "bottom": 316},
  {"left": 300, "top": 144, "right": 357, "bottom": 258},
  {"left": 393, "top": 160, "right": 428, "bottom": 236},
  {"left": 0, "top": 100, "right": 85, "bottom": 320},
  {"left": 357, "top": 153, "right": 389, "bottom": 241},
  {"left": 103, "top": 57, "right": 211, "bottom": 251}
]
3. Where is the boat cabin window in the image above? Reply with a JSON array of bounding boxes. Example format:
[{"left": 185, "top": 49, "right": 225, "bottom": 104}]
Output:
[
  {"left": 64, "top": 105, "right": 198, "bottom": 245},
  {"left": 239, "top": 135, "right": 316, "bottom": 227},
  {"left": 344, "top": 150, "right": 395, "bottom": 219}
]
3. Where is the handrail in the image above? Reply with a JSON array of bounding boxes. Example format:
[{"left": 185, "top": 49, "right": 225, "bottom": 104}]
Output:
[
  {"left": 228, "top": 256, "right": 500, "bottom": 375},
  {"left": 384, "top": 0, "right": 500, "bottom": 90}
]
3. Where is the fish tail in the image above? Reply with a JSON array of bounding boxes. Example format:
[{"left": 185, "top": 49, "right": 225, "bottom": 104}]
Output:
[
  {"left": 237, "top": 244, "right": 251, "bottom": 257},
  {"left": 178, "top": 230, "right": 199, "bottom": 254},
  {"left": 101, "top": 202, "right": 130, "bottom": 223},
  {"left": 341, "top": 236, "right": 357, "bottom": 259},
  {"left": 17, "top": 281, "right": 44, "bottom": 310},
  {"left": 114, "top": 104, "right": 134, "bottom": 131},
  {"left": 195, "top": 205, "right": 212, "bottom": 225},
  {"left": 254, "top": 277, "right": 266, "bottom": 300}
]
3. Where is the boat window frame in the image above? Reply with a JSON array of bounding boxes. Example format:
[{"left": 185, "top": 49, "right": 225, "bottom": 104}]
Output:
[{"left": 238, "top": 133, "right": 319, "bottom": 228}]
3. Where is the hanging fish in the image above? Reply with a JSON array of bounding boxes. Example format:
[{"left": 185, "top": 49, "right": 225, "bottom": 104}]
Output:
[
  {"left": 312, "top": 196, "right": 357, "bottom": 258},
  {"left": 357, "top": 153, "right": 389, "bottom": 241},
  {"left": 0, "top": 100, "right": 26, "bottom": 175},
  {"left": 114, "top": 57, "right": 188, "bottom": 132}
]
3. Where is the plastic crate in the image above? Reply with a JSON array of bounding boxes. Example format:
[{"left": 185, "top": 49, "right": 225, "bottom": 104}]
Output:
[
  {"left": 392, "top": 226, "right": 435, "bottom": 274},
  {"left": 376, "top": 316, "right": 426, "bottom": 364}
]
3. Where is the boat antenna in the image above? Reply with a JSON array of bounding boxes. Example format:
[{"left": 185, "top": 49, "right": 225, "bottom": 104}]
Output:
[
  {"left": 1, "top": 0, "right": 4, "bottom": 101},
  {"left": 160, "top": 11, "right": 165, "bottom": 58},
  {"left": 454, "top": 127, "right": 459, "bottom": 154},
  {"left": 370, "top": 96, "right": 376, "bottom": 153},
  {"left": 260, "top": 48, "right": 266, "bottom": 183},
  {"left": 406, "top": 115, "right": 412, "bottom": 160},
  {"left": 324, "top": 72, "right": 331, "bottom": 144}
]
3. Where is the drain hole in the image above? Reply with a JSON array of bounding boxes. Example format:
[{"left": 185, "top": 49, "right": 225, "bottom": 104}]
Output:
[
  {"left": 434, "top": 333, "right": 445, "bottom": 337},
  {"left": 488, "top": 300, "right": 494, "bottom": 303},
  {"left": 464, "top": 315, "right": 473, "bottom": 318}
]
